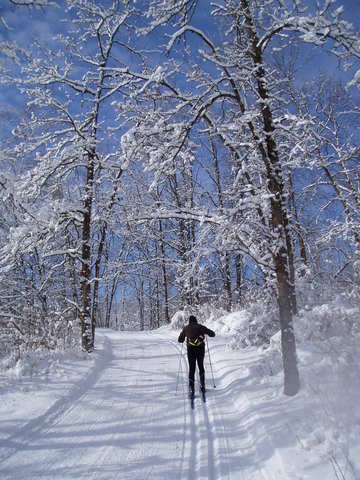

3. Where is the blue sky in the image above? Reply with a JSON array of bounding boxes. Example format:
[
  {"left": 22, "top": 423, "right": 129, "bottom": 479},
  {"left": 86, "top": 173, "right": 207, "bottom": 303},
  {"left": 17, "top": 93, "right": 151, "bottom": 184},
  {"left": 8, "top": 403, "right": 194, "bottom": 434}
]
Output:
[
  {"left": 2, "top": 0, "right": 360, "bottom": 51},
  {"left": 0, "top": 0, "right": 358, "bottom": 288},
  {"left": 1, "top": 0, "right": 359, "bottom": 138}
]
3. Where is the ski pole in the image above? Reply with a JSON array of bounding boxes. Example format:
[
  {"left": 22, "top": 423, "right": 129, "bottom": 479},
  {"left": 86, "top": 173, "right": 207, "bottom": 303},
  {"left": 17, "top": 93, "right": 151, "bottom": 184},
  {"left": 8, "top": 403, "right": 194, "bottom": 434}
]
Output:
[
  {"left": 206, "top": 336, "right": 216, "bottom": 388},
  {"left": 175, "top": 342, "right": 184, "bottom": 394}
]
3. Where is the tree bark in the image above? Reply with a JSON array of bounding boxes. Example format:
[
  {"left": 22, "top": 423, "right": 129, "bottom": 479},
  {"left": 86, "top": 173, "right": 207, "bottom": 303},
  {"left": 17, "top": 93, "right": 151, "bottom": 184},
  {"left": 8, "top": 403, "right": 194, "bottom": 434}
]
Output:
[
  {"left": 80, "top": 151, "right": 95, "bottom": 352},
  {"left": 158, "top": 218, "right": 170, "bottom": 323},
  {"left": 211, "top": 138, "right": 232, "bottom": 311},
  {"left": 288, "top": 170, "right": 307, "bottom": 268},
  {"left": 235, "top": 254, "right": 242, "bottom": 305},
  {"left": 242, "top": 0, "right": 300, "bottom": 395},
  {"left": 91, "top": 169, "right": 123, "bottom": 340}
]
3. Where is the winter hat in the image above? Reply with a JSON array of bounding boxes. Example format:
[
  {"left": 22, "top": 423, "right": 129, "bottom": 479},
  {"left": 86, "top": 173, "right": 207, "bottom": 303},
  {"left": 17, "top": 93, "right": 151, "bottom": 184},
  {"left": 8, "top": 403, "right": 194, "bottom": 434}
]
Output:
[{"left": 189, "top": 315, "right": 198, "bottom": 324}]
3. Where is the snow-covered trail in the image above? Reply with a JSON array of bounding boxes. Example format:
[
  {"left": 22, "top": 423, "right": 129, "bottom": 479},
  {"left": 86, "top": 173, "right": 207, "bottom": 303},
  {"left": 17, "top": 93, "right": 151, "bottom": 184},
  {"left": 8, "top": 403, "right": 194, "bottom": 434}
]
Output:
[{"left": 0, "top": 328, "right": 322, "bottom": 480}]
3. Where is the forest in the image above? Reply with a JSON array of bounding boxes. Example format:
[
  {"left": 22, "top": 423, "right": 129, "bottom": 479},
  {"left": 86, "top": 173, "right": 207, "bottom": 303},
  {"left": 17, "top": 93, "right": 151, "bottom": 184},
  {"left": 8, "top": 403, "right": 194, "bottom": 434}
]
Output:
[{"left": 0, "top": 0, "right": 360, "bottom": 396}]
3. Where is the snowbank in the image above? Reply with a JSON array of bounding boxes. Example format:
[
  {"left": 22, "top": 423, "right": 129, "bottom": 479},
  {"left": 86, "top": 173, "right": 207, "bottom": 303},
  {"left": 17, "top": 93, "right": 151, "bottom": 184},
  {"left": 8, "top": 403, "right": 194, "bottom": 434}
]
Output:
[
  {"left": 1, "top": 299, "right": 360, "bottom": 480},
  {"left": 0, "top": 347, "right": 89, "bottom": 381},
  {"left": 168, "top": 299, "right": 360, "bottom": 479}
]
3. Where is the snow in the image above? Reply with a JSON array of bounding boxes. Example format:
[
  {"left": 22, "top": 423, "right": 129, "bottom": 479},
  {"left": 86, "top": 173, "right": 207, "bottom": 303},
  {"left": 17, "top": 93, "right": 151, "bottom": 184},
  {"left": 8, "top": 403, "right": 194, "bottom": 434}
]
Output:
[
  {"left": 0, "top": 316, "right": 359, "bottom": 480},
  {"left": 347, "top": 69, "right": 360, "bottom": 90}
]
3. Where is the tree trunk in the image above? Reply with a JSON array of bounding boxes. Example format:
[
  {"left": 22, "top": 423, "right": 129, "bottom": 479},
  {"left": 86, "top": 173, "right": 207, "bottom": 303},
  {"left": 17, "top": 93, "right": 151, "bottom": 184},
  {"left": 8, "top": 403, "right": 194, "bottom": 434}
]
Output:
[
  {"left": 242, "top": 0, "right": 300, "bottom": 395},
  {"left": 272, "top": 207, "right": 300, "bottom": 396},
  {"left": 235, "top": 254, "right": 243, "bottom": 305},
  {"left": 158, "top": 218, "right": 170, "bottom": 323},
  {"left": 105, "top": 277, "right": 117, "bottom": 329},
  {"left": 170, "top": 171, "right": 192, "bottom": 306},
  {"left": 91, "top": 169, "right": 123, "bottom": 337},
  {"left": 91, "top": 221, "right": 107, "bottom": 340},
  {"left": 288, "top": 170, "right": 307, "bottom": 268},
  {"left": 222, "top": 253, "right": 232, "bottom": 311},
  {"left": 155, "top": 275, "right": 160, "bottom": 328},
  {"left": 211, "top": 137, "right": 233, "bottom": 311},
  {"left": 80, "top": 152, "right": 95, "bottom": 352},
  {"left": 138, "top": 280, "right": 144, "bottom": 331}
]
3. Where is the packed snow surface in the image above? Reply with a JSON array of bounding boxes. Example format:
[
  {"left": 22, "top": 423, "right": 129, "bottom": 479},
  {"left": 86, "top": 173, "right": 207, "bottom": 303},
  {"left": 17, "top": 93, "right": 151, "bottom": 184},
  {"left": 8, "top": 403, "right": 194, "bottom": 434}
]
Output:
[{"left": 0, "top": 326, "right": 359, "bottom": 479}]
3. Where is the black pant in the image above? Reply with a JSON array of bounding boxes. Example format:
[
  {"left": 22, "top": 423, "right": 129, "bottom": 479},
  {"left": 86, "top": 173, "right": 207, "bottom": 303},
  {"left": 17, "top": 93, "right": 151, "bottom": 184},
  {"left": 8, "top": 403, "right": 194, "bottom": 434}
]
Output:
[{"left": 187, "top": 344, "right": 205, "bottom": 392}]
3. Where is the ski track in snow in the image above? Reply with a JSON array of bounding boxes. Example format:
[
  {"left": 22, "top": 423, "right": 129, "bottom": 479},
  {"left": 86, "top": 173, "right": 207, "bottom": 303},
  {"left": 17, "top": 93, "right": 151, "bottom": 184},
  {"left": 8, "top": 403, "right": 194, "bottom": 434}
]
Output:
[
  {"left": 0, "top": 328, "right": 321, "bottom": 480},
  {"left": 180, "top": 351, "right": 222, "bottom": 480},
  {"left": 0, "top": 336, "right": 114, "bottom": 467}
]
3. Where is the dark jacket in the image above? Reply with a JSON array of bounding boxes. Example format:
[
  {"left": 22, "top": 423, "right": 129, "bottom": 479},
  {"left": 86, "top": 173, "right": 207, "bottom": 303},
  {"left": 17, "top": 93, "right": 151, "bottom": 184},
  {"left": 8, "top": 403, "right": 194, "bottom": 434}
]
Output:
[{"left": 178, "top": 322, "right": 215, "bottom": 347}]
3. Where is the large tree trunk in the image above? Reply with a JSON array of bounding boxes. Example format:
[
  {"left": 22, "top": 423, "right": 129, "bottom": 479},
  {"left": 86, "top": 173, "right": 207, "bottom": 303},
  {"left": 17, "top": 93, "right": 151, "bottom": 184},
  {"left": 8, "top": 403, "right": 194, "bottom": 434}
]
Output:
[
  {"left": 79, "top": 18, "right": 123, "bottom": 349},
  {"left": 242, "top": 0, "right": 300, "bottom": 395},
  {"left": 80, "top": 152, "right": 95, "bottom": 352},
  {"left": 272, "top": 202, "right": 300, "bottom": 396}
]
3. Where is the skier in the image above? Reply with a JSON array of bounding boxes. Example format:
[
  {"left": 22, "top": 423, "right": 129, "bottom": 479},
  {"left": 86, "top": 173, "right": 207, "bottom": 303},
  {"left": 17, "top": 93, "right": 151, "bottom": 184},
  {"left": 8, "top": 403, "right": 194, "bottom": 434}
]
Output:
[{"left": 178, "top": 315, "right": 215, "bottom": 398}]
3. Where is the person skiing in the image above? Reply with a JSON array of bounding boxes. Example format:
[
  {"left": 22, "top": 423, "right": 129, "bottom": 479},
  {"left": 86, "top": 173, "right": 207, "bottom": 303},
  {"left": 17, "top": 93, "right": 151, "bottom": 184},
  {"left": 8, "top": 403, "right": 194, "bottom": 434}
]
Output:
[{"left": 178, "top": 315, "right": 215, "bottom": 397}]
